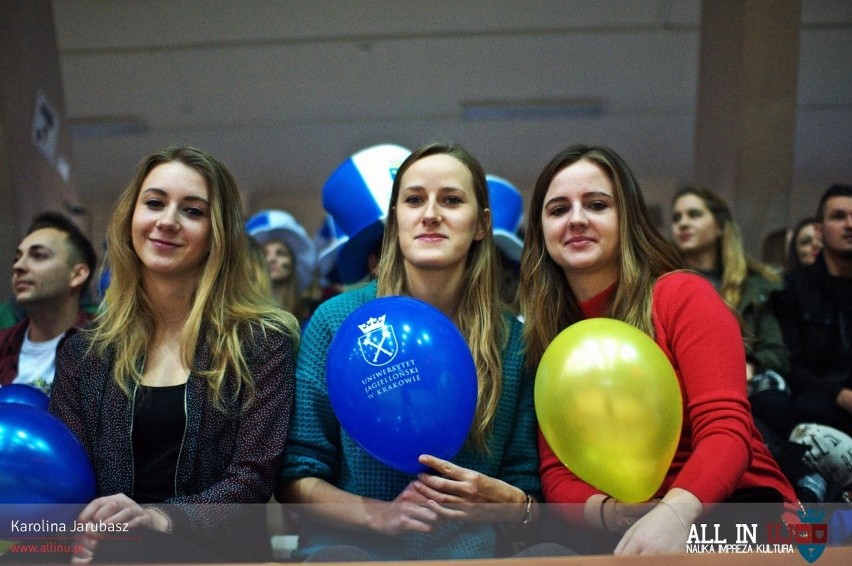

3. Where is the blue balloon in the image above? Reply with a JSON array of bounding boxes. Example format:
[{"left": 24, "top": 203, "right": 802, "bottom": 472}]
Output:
[
  {"left": 0, "top": 403, "right": 96, "bottom": 537},
  {"left": 0, "top": 383, "right": 50, "bottom": 410},
  {"left": 327, "top": 296, "right": 477, "bottom": 474}
]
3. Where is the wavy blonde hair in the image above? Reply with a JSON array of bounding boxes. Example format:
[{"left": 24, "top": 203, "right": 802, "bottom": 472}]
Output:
[
  {"left": 93, "top": 146, "right": 299, "bottom": 410},
  {"left": 671, "top": 186, "right": 779, "bottom": 309},
  {"left": 520, "top": 145, "right": 683, "bottom": 370},
  {"left": 376, "top": 142, "right": 506, "bottom": 452}
]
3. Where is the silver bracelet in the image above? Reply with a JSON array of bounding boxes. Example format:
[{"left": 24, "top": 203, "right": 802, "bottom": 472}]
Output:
[{"left": 517, "top": 493, "right": 534, "bottom": 526}]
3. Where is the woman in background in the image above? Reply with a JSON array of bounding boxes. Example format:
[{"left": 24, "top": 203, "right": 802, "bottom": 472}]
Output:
[
  {"left": 670, "top": 187, "right": 800, "bottom": 450},
  {"left": 786, "top": 217, "right": 821, "bottom": 272},
  {"left": 247, "top": 209, "right": 318, "bottom": 325},
  {"left": 50, "top": 146, "right": 298, "bottom": 563},
  {"left": 671, "top": 186, "right": 789, "bottom": 392}
]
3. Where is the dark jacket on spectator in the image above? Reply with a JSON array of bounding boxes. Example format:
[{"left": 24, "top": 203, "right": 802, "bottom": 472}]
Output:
[{"left": 772, "top": 253, "right": 852, "bottom": 434}]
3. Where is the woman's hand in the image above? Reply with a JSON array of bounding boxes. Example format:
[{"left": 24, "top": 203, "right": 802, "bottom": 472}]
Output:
[
  {"left": 76, "top": 493, "right": 165, "bottom": 531},
  {"left": 412, "top": 454, "right": 528, "bottom": 523},
  {"left": 365, "top": 481, "right": 439, "bottom": 535},
  {"left": 614, "top": 489, "right": 701, "bottom": 556},
  {"left": 71, "top": 493, "right": 170, "bottom": 563},
  {"left": 70, "top": 540, "right": 95, "bottom": 564}
]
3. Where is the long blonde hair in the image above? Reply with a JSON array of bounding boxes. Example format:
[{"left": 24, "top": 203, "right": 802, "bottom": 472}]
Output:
[
  {"left": 672, "top": 186, "right": 779, "bottom": 309},
  {"left": 520, "top": 145, "right": 683, "bottom": 370},
  {"left": 376, "top": 142, "right": 506, "bottom": 451},
  {"left": 93, "top": 146, "right": 299, "bottom": 410}
]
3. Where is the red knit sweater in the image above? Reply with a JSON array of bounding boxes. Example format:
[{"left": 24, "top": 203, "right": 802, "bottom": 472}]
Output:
[{"left": 539, "top": 272, "right": 797, "bottom": 513}]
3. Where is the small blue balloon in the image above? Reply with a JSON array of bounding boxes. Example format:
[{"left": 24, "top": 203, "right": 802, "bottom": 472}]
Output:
[
  {"left": 0, "top": 403, "right": 96, "bottom": 537},
  {"left": 0, "top": 383, "right": 50, "bottom": 410},
  {"left": 327, "top": 296, "right": 478, "bottom": 474}
]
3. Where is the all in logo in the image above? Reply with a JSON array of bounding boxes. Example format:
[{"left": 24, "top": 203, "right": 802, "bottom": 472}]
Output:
[
  {"left": 794, "top": 508, "right": 828, "bottom": 563},
  {"left": 357, "top": 314, "right": 398, "bottom": 366}
]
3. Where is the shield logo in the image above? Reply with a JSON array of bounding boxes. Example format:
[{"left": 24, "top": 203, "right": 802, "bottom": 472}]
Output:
[
  {"left": 357, "top": 315, "right": 398, "bottom": 366},
  {"left": 795, "top": 508, "right": 827, "bottom": 563}
]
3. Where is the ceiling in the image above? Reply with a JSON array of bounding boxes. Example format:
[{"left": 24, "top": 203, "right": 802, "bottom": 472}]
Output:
[{"left": 51, "top": 0, "right": 852, "bottom": 237}]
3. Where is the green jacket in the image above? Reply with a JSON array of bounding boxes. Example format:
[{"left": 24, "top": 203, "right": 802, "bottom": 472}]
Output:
[{"left": 738, "top": 271, "right": 789, "bottom": 376}]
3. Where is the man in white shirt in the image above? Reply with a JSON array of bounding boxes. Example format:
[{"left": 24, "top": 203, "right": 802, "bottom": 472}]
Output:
[{"left": 0, "top": 212, "right": 96, "bottom": 393}]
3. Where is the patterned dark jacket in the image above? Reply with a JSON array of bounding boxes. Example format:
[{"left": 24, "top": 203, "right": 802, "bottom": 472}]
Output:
[{"left": 49, "top": 323, "right": 296, "bottom": 561}]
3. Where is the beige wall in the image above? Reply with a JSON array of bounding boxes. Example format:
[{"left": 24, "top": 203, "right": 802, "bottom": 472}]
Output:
[{"left": 0, "top": 0, "right": 91, "bottom": 303}]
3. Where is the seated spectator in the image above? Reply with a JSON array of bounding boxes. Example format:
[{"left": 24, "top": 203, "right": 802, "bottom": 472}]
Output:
[
  {"left": 49, "top": 146, "right": 298, "bottom": 563},
  {"left": 247, "top": 209, "right": 318, "bottom": 324},
  {"left": 786, "top": 217, "right": 822, "bottom": 272},
  {"left": 0, "top": 211, "right": 96, "bottom": 394},
  {"left": 773, "top": 183, "right": 852, "bottom": 438},
  {"left": 278, "top": 143, "right": 563, "bottom": 561},
  {"left": 521, "top": 145, "right": 797, "bottom": 555},
  {"left": 671, "top": 186, "right": 792, "bottom": 435}
]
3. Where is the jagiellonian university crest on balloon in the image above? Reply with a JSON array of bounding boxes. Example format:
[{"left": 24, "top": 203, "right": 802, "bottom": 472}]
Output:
[
  {"left": 358, "top": 314, "right": 398, "bottom": 366},
  {"left": 794, "top": 508, "right": 828, "bottom": 563}
]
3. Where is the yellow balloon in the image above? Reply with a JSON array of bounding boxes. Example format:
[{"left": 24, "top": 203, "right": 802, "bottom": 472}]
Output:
[{"left": 535, "top": 318, "right": 683, "bottom": 503}]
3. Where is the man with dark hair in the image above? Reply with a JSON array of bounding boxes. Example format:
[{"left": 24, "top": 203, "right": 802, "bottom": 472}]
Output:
[
  {"left": 0, "top": 211, "right": 97, "bottom": 393},
  {"left": 773, "top": 183, "right": 852, "bottom": 437}
]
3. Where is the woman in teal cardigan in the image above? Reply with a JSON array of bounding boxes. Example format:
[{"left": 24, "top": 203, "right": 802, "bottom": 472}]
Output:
[{"left": 278, "top": 143, "right": 546, "bottom": 561}]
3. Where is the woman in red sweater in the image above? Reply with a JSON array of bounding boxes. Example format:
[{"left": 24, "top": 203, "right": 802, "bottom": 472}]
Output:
[{"left": 519, "top": 145, "right": 798, "bottom": 555}]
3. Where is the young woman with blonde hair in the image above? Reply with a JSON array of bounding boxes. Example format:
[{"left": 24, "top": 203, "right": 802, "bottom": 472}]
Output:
[
  {"left": 279, "top": 143, "right": 554, "bottom": 561},
  {"left": 50, "top": 146, "right": 299, "bottom": 563},
  {"left": 671, "top": 186, "right": 788, "bottom": 380},
  {"left": 520, "top": 145, "right": 797, "bottom": 555}
]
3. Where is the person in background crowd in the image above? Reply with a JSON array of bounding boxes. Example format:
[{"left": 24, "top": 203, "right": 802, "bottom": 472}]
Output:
[
  {"left": 670, "top": 187, "right": 792, "bottom": 436},
  {"left": 247, "top": 209, "right": 318, "bottom": 325},
  {"left": 520, "top": 144, "right": 797, "bottom": 555},
  {"left": 773, "top": 183, "right": 852, "bottom": 438},
  {"left": 279, "top": 143, "right": 566, "bottom": 561},
  {"left": 669, "top": 187, "right": 828, "bottom": 501},
  {"left": 49, "top": 146, "right": 299, "bottom": 564},
  {"left": 786, "top": 217, "right": 821, "bottom": 272},
  {"left": 0, "top": 211, "right": 96, "bottom": 394}
]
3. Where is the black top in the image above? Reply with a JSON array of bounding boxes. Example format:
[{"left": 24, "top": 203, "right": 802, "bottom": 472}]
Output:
[{"left": 132, "top": 383, "right": 187, "bottom": 503}]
